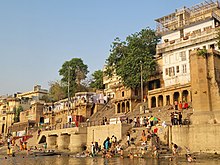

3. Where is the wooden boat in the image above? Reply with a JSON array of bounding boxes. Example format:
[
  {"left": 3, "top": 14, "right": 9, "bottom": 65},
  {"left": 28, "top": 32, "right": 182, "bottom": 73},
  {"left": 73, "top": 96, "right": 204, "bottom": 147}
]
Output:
[{"left": 33, "top": 150, "right": 61, "bottom": 156}]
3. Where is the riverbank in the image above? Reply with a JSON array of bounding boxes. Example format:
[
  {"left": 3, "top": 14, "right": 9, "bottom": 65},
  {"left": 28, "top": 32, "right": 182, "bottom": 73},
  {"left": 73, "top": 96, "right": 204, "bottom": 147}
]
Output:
[{"left": 1, "top": 144, "right": 220, "bottom": 162}]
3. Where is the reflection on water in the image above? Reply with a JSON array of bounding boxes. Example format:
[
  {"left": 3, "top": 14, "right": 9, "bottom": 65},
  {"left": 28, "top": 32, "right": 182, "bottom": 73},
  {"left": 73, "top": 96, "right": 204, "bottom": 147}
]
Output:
[{"left": 0, "top": 156, "right": 220, "bottom": 165}]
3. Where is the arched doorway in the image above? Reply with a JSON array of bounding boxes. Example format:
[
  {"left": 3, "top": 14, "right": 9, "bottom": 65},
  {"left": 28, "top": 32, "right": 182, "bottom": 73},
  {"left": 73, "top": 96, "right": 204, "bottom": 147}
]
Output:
[
  {"left": 158, "top": 95, "right": 163, "bottom": 107},
  {"left": 151, "top": 97, "right": 156, "bottom": 108},
  {"left": 122, "top": 102, "right": 125, "bottom": 113},
  {"left": 173, "top": 92, "right": 180, "bottom": 104},
  {"left": 117, "top": 103, "right": 120, "bottom": 113},
  {"left": 182, "top": 90, "right": 189, "bottom": 102},
  {"left": 166, "top": 95, "right": 170, "bottom": 105},
  {"left": 126, "top": 101, "right": 130, "bottom": 113},
  {"left": 39, "top": 135, "right": 46, "bottom": 144}
]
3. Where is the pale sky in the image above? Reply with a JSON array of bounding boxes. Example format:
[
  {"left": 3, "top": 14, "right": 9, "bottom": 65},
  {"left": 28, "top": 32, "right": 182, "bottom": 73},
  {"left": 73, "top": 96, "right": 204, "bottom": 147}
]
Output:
[{"left": 0, "top": 0, "right": 203, "bottom": 95}]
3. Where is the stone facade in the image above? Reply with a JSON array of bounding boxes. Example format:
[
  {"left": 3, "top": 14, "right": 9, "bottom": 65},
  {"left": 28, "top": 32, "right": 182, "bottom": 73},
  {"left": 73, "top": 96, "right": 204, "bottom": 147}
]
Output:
[
  {"left": 190, "top": 49, "right": 220, "bottom": 124},
  {"left": 0, "top": 85, "right": 47, "bottom": 135}
]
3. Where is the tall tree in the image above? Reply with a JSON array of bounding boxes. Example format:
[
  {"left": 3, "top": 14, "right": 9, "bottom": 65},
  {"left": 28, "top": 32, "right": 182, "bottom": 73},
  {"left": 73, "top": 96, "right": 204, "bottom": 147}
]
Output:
[
  {"left": 14, "top": 105, "right": 23, "bottom": 123},
  {"left": 59, "top": 58, "right": 89, "bottom": 96},
  {"left": 48, "top": 80, "right": 66, "bottom": 102},
  {"left": 105, "top": 27, "right": 160, "bottom": 89},
  {"left": 89, "top": 70, "right": 104, "bottom": 90}
]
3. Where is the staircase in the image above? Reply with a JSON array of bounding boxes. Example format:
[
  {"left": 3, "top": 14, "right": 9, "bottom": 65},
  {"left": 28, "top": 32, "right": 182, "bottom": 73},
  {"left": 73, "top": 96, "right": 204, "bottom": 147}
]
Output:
[
  {"left": 89, "top": 100, "right": 115, "bottom": 126},
  {"left": 117, "top": 125, "right": 174, "bottom": 158}
]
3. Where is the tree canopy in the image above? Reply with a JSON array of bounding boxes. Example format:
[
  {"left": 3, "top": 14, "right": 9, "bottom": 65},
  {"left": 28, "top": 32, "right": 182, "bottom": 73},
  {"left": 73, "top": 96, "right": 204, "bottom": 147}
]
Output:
[
  {"left": 89, "top": 70, "right": 104, "bottom": 90},
  {"left": 14, "top": 105, "right": 23, "bottom": 123},
  {"left": 48, "top": 80, "right": 66, "bottom": 102},
  {"left": 59, "top": 58, "right": 89, "bottom": 97},
  {"left": 105, "top": 27, "right": 160, "bottom": 89}
]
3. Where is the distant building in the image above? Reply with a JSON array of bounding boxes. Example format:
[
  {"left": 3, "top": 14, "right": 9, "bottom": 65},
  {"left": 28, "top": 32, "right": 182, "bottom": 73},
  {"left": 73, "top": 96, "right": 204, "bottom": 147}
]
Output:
[
  {"left": 17, "top": 85, "right": 48, "bottom": 101},
  {"left": 0, "top": 85, "right": 48, "bottom": 136}
]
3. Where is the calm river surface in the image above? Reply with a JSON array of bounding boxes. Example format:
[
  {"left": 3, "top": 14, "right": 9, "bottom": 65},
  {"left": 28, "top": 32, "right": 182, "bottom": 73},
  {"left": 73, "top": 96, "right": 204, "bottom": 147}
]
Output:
[{"left": 1, "top": 156, "right": 220, "bottom": 165}]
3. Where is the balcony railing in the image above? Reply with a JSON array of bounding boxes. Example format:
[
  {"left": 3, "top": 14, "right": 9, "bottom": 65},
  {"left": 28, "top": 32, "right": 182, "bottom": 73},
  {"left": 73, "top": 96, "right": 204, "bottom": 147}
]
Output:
[{"left": 157, "top": 28, "right": 218, "bottom": 54}]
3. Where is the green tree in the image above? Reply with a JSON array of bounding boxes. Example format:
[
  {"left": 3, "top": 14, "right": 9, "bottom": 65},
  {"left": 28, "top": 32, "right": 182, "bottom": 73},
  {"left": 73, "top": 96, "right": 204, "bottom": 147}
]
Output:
[
  {"left": 48, "top": 80, "right": 66, "bottom": 102},
  {"left": 105, "top": 27, "right": 160, "bottom": 89},
  {"left": 14, "top": 105, "right": 23, "bottom": 123},
  {"left": 89, "top": 70, "right": 104, "bottom": 90},
  {"left": 59, "top": 58, "right": 89, "bottom": 96}
]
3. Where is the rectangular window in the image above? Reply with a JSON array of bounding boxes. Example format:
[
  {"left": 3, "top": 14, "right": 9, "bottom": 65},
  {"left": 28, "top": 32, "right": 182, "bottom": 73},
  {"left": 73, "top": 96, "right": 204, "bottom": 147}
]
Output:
[
  {"left": 169, "top": 68, "right": 172, "bottom": 76},
  {"left": 176, "top": 66, "right": 179, "bottom": 73},
  {"left": 165, "top": 68, "right": 168, "bottom": 75},
  {"left": 168, "top": 67, "right": 175, "bottom": 76},
  {"left": 172, "top": 67, "right": 175, "bottom": 76},
  {"left": 183, "top": 64, "right": 187, "bottom": 73},
  {"left": 180, "top": 51, "right": 186, "bottom": 61},
  {"left": 204, "top": 26, "right": 212, "bottom": 31},
  {"left": 192, "top": 29, "right": 201, "bottom": 35}
]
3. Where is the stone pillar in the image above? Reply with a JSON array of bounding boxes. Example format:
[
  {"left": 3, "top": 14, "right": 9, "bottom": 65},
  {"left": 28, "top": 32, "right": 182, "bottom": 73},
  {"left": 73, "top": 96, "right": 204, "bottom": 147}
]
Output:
[
  {"left": 69, "top": 133, "right": 84, "bottom": 153},
  {"left": 163, "top": 95, "right": 166, "bottom": 106},
  {"left": 57, "top": 134, "right": 70, "bottom": 150},
  {"left": 156, "top": 96, "right": 158, "bottom": 107},
  {"left": 188, "top": 90, "right": 192, "bottom": 102},
  {"left": 170, "top": 93, "right": 174, "bottom": 105},
  {"left": 179, "top": 91, "right": 183, "bottom": 103},
  {"left": 129, "top": 101, "right": 132, "bottom": 112},
  {"left": 148, "top": 96, "right": 151, "bottom": 108},
  {"left": 47, "top": 135, "right": 58, "bottom": 149}
]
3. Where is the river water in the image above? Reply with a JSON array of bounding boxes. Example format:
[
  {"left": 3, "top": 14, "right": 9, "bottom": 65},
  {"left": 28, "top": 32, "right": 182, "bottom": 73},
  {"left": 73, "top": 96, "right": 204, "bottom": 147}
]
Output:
[{"left": 0, "top": 156, "right": 220, "bottom": 165}]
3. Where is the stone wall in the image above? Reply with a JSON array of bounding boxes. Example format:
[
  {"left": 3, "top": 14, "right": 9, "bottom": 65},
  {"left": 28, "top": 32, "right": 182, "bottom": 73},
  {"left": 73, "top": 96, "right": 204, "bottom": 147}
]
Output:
[
  {"left": 171, "top": 124, "right": 220, "bottom": 153},
  {"left": 87, "top": 123, "right": 131, "bottom": 146}
]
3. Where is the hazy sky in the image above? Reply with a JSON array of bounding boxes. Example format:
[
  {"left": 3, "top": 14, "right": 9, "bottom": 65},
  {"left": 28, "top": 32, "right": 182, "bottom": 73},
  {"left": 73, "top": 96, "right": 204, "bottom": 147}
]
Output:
[{"left": 0, "top": 0, "right": 203, "bottom": 95}]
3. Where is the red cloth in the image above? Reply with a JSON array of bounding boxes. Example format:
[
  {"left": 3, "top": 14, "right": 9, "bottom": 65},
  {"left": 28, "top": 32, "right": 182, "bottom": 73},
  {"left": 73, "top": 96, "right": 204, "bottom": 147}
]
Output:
[
  {"left": 153, "top": 128, "right": 158, "bottom": 133},
  {"left": 179, "top": 103, "right": 182, "bottom": 109}
]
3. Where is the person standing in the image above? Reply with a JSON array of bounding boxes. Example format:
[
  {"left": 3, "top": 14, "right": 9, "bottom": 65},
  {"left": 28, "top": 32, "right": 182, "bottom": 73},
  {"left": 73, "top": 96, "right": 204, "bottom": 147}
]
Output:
[
  {"left": 179, "top": 101, "right": 183, "bottom": 111},
  {"left": 174, "top": 112, "right": 178, "bottom": 125},
  {"left": 174, "top": 100, "right": 178, "bottom": 110},
  {"left": 104, "top": 117, "right": 107, "bottom": 125},
  {"left": 91, "top": 142, "right": 95, "bottom": 157},
  {"left": 126, "top": 131, "right": 130, "bottom": 146},
  {"left": 170, "top": 112, "right": 174, "bottom": 125},
  {"left": 140, "top": 116, "right": 143, "bottom": 127},
  {"left": 133, "top": 117, "right": 137, "bottom": 127}
]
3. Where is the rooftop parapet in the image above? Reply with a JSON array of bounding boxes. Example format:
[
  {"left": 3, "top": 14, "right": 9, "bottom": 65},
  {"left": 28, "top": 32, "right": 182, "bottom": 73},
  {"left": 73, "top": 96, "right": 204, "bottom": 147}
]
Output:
[{"left": 155, "top": 0, "right": 220, "bottom": 35}]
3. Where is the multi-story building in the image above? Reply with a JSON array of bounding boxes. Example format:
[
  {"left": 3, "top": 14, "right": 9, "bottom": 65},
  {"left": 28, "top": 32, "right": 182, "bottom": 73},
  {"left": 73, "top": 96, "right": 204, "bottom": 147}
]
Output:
[
  {"left": 148, "top": 0, "right": 220, "bottom": 110},
  {"left": 0, "top": 85, "right": 48, "bottom": 136},
  {"left": 42, "top": 92, "right": 106, "bottom": 129},
  {"left": 103, "top": 1, "right": 220, "bottom": 123},
  {"left": 103, "top": 66, "right": 144, "bottom": 114},
  {"left": 16, "top": 85, "right": 48, "bottom": 101}
]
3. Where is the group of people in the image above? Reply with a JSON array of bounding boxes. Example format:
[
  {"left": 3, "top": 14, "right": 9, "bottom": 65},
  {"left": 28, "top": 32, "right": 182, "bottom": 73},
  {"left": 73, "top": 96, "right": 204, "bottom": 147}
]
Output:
[
  {"left": 131, "top": 115, "right": 159, "bottom": 128},
  {"left": 174, "top": 101, "right": 189, "bottom": 110},
  {"left": 102, "top": 117, "right": 108, "bottom": 125},
  {"left": 89, "top": 135, "right": 121, "bottom": 158},
  {"left": 171, "top": 143, "right": 196, "bottom": 162},
  {"left": 170, "top": 112, "right": 183, "bottom": 126}
]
